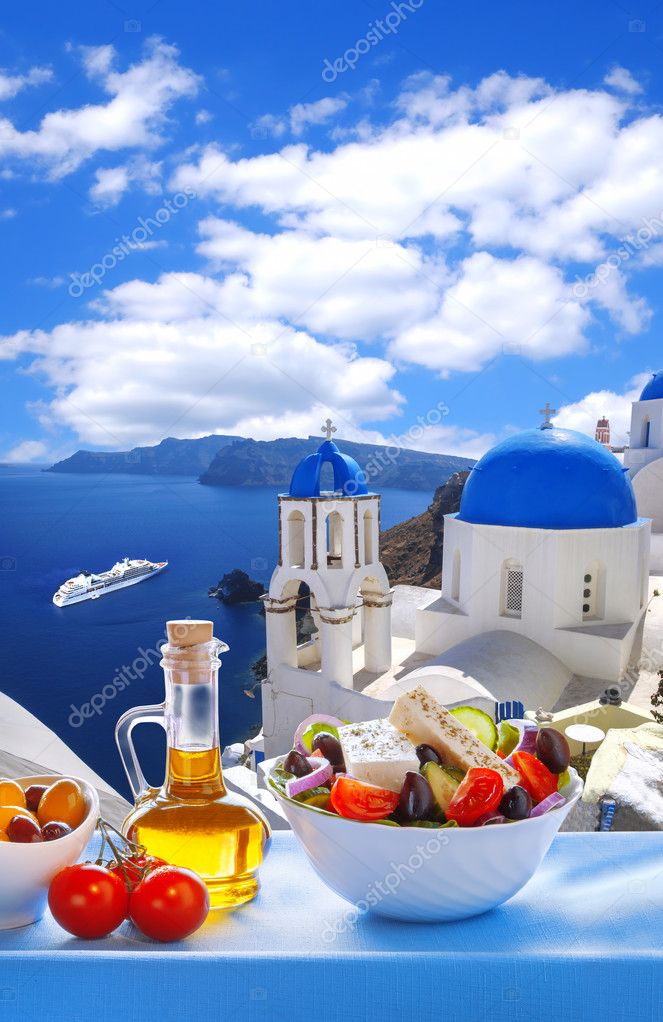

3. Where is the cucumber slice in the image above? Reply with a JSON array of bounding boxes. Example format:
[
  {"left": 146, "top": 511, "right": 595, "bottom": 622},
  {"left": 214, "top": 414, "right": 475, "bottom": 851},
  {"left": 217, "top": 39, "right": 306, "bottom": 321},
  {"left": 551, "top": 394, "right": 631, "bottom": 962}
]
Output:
[
  {"left": 421, "top": 761, "right": 462, "bottom": 814},
  {"left": 450, "top": 706, "right": 498, "bottom": 750},
  {"left": 293, "top": 786, "right": 332, "bottom": 810},
  {"left": 269, "top": 765, "right": 295, "bottom": 792}
]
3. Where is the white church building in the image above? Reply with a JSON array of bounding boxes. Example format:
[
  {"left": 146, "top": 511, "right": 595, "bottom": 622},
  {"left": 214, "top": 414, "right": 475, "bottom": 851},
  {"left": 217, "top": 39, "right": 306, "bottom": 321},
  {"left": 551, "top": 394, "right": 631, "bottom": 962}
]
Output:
[
  {"left": 260, "top": 412, "right": 652, "bottom": 758},
  {"left": 624, "top": 369, "right": 663, "bottom": 570}
]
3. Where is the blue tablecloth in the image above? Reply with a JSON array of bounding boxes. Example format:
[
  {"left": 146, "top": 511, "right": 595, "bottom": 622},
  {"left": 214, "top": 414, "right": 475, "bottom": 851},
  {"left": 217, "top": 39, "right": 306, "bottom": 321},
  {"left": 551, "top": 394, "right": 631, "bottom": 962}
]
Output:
[{"left": 0, "top": 832, "right": 662, "bottom": 1022}]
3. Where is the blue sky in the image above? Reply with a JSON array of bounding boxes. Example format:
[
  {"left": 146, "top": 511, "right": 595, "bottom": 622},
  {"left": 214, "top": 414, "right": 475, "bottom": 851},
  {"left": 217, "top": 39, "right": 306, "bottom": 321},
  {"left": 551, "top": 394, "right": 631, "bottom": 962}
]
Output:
[{"left": 1, "top": 0, "right": 663, "bottom": 464}]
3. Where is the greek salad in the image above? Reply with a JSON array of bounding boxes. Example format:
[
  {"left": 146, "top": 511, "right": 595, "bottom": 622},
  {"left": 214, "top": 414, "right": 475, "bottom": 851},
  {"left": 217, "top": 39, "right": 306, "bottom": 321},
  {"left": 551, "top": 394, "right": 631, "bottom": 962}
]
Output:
[{"left": 268, "top": 686, "right": 572, "bottom": 828}]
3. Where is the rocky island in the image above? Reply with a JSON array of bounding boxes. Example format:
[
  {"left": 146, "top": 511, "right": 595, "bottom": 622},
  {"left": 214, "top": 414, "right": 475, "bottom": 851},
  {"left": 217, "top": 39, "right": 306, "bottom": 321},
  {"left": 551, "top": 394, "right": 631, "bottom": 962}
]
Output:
[
  {"left": 209, "top": 569, "right": 266, "bottom": 605},
  {"left": 48, "top": 434, "right": 474, "bottom": 491}
]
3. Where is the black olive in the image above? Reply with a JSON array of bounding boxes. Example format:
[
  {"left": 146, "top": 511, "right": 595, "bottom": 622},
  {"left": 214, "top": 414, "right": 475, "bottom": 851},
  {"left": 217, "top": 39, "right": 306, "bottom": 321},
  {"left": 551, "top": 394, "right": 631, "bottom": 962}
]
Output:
[{"left": 283, "top": 750, "right": 312, "bottom": 777}]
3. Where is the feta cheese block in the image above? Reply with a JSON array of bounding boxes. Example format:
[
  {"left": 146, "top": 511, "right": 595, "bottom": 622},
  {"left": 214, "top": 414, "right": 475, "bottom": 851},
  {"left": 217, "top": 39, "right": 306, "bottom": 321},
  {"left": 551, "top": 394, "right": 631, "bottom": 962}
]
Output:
[
  {"left": 389, "top": 686, "right": 520, "bottom": 787},
  {"left": 338, "top": 718, "right": 420, "bottom": 793}
]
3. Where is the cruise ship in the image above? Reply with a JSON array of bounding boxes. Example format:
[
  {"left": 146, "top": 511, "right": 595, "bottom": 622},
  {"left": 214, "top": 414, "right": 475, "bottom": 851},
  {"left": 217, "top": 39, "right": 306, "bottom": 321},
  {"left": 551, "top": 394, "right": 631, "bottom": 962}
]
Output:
[{"left": 53, "top": 558, "right": 168, "bottom": 607}]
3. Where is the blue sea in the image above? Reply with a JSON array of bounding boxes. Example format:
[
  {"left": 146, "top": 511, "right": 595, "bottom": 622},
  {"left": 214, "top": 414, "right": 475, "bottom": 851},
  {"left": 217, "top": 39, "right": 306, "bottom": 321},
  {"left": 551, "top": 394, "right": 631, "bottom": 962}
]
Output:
[{"left": 0, "top": 467, "right": 430, "bottom": 798}]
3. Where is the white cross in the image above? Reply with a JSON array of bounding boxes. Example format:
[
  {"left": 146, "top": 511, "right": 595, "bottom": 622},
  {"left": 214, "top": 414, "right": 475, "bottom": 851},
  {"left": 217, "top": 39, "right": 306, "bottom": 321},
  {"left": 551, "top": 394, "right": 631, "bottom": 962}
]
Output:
[
  {"left": 321, "top": 418, "right": 337, "bottom": 441},
  {"left": 539, "top": 402, "right": 557, "bottom": 427}
]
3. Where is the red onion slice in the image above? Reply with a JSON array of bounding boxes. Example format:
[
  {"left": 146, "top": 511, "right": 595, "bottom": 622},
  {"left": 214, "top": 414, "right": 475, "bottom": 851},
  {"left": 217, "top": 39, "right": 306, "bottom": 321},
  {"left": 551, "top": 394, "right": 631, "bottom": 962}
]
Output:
[
  {"left": 285, "top": 757, "right": 333, "bottom": 798},
  {"left": 530, "top": 792, "right": 566, "bottom": 817},
  {"left": 505, "top": 724, "right": 538, "bottom": 767},
  {"left": 294, "top": 714, "right": 345, "bottom": 755}
]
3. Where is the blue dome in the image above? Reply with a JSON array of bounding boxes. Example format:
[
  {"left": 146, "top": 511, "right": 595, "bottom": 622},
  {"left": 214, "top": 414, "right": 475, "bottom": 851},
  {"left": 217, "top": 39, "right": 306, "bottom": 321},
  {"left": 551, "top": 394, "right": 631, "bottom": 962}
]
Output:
[
  {"left": 458, "top": 427, "right": 637, "bottom": 530},
  {"left": 289, "top": 439, "right": 368, "bottom": 498},
  {"left": 640, "top": 370, "right": 663, "bottom": 401}
]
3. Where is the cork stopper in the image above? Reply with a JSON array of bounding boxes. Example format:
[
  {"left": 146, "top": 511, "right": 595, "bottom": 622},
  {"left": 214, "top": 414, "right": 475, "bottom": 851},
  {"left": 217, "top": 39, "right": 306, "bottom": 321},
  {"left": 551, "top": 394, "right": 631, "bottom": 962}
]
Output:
[{"left": 166, "top": 620, "right": 214, "bottom": 647}]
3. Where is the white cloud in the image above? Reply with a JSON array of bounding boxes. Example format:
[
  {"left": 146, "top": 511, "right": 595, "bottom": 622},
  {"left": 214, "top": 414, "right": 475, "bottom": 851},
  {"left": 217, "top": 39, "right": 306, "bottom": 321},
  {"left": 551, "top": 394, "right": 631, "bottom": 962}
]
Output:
[
  {"left": 390, "top": 423, "right": 497, "bottom": 460},
  {"left": 89, "top": 156, "right": 162, "bottom": 206},
  {"left": 0, "top": 38, "right": 199, "bottom": 179},
  {"left": 252, "top": 113, "right": 287, "bottom": 139},
  {"left": 2, "top": 440, "right": 49, "bottom": 463},
  {"left": 553, "top": 374, "right": 650, "bottom": 445},
  {"left": 0, "top": 208, "right": 16, "bottom": 220},
  {"left": 389, "top": 252, "right": 589, "bottom": 373},
  {"left": 0, "top": 65, "right": 52, "bottom": 101},
  {"left": 604, "top": 66, "right": 642, "bottom": 96},
  {"left": 252, "top": 96, "right": 349, "bottom": 138},
  {"left": 28, "top": 275, "right": 65, "bottom": 288},
  {"left": 0, "top": 298, "right": 403, "bottom": 447},
  {"left": 289, "top": 97, "right": 349, "bottom": 135},
  {"left": 195, "top": 109, "right": 213, "bottom": 125},
  {"left": 89, "top": 165, "right": 130, "bottom": 205},
  {"left": 193, "top": 218, "right": 443, "bottom": 339}
]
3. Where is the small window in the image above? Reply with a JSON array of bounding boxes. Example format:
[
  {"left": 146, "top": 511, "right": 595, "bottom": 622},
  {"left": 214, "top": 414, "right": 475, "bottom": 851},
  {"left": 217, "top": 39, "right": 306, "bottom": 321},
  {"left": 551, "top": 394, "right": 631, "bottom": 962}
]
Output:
[
  {"left": 642, "top": 418, "right": 651, "bottom": 449},
  {"left": 501, "top": 561, "right": 523, "bottom": 619},
  {"left": 326, "top": 511, "right": 343, "bottom": 567},
  {"left": 363, "top": 510, "right": 374, "bottom": 563},
  {"left": 582, "top": 562, "right": 605, "bottom": 621}
]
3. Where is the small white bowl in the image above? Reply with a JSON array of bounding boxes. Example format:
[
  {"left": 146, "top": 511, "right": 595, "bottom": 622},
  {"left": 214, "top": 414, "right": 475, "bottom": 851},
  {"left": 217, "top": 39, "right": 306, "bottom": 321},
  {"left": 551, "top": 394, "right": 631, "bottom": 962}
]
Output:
[
  {"left": 269, "top": 766, "right": 582, "bottom": 922},
  {"left": 0, "top": 775, "right": 99, "bottom": 929}
]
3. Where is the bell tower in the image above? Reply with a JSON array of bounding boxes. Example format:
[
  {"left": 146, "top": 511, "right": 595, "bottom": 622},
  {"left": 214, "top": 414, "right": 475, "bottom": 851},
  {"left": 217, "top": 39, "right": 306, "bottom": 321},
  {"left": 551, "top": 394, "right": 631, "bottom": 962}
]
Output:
[
  {"left": 595, "top": 417, "right": 611, "bottom": 448},
  {"left": 261, "top": 424, "right": 392, "bottom": 754}
]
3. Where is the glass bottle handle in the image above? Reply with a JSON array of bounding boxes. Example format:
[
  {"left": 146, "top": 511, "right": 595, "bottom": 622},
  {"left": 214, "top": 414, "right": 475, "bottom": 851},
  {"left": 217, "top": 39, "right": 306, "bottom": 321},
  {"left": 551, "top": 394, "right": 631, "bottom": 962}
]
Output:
[{"left": 115, "top": 704, "right": 165, "bottom": 802}]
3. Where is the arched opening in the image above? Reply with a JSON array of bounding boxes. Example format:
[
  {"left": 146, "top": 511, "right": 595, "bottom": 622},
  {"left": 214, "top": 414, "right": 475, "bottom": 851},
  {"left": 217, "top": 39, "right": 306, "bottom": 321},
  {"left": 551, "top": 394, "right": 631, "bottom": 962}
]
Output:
[
  {"left": 642, "top": 417, "right": 651, "bottom": 448},
  {"left": 287, "top": 510, "right": 305, "bottom": 568},
  {"left": 451, "top": 548, "right": 461, "bottom": 602},
  {"left": 582, "top": 561, "right": 605, "bottom": 621},
  {"left": 363, "top": 509, "right": 374, "bottom": 563},
  {"left": 501, "top": 559, "right": 523, "bottom": 619},
  {"left": 326, "top": 511, "right": 343, "bottom": 567},
  {"left": 319, "top": 461, "right": 336, "bottom": 493},
  {"left": 278, "top": 578, "right": 321, "bottom": 671}
]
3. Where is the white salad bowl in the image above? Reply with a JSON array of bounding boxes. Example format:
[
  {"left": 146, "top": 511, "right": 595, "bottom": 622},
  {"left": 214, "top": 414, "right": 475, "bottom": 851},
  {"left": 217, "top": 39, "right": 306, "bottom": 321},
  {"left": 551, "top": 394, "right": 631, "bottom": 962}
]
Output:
[
  {"left": 269, "top": 766, "right": 582, "bottom": 922},
  {"left": 0, "top": 775, "right": 99, "bottom": 929}
]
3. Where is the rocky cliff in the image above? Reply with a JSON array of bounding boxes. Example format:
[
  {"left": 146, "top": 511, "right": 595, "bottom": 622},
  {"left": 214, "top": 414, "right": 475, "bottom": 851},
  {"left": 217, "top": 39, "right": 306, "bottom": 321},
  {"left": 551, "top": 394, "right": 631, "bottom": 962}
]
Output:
[
  {"left": 379, "top": 471, "right": 470, "bottom": 587},
  {"left": 47, "top": 435, "right": 239, "bottom": 475},
  {"left": 200, "top": 437, "right": 474, "bottom": 492}
]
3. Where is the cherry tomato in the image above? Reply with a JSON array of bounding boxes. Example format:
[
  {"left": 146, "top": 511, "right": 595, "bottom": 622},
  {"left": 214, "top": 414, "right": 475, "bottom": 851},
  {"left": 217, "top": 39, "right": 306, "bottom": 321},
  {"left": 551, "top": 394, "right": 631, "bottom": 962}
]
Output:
[
  {"left": 110, "top": 854, "right": 167, "bottom": 891},
  {"left": 329, "top": 775, "right": 400, "bottom": 821},
  {"left": 48, "top": 864, "right": 129, "bottom": 938},
  {"left": 129, "top": 866, "right": 209, "bottom": 942},
  {"left": 512, "top": 751, "right": 558, "bottom": 804},
  {"left": 446, "top": 768, "right": 504, "bottom": 827}
]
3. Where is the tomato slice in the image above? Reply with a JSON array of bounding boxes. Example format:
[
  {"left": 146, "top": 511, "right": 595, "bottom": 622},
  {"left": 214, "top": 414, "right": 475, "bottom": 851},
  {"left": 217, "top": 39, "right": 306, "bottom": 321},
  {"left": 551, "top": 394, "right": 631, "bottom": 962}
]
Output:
[
  {"left": 329, "top": 776, "right": 399, "bottom": 821},
  {"left": 512, "top": 751, "right": 557, "bottom": 804},
  {"left": 445, "top": 767, "right": 504, "bottom": 826}
]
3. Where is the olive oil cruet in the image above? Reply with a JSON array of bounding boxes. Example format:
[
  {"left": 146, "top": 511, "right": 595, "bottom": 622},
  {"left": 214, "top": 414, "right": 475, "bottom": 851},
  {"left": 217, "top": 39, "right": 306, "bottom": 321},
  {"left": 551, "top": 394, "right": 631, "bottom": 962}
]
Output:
[{"left": 116, "top": 619, "right": 269, "bottom": 908}]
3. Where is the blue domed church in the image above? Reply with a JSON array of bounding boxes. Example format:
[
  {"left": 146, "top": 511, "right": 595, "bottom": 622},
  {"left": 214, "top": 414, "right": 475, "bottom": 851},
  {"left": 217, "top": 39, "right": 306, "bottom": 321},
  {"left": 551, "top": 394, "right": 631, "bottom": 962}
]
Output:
[
  {"left": 624, "top": 371, "right": 663, "bottom": 570},
  {"left": 415, "top": 421, "right": 650, "bottom": 686}
]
